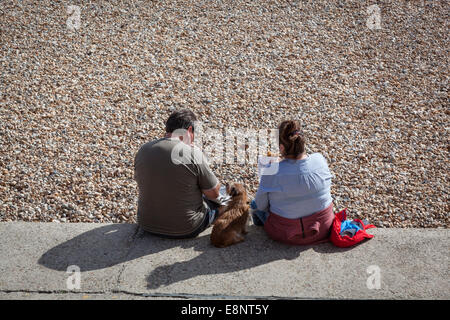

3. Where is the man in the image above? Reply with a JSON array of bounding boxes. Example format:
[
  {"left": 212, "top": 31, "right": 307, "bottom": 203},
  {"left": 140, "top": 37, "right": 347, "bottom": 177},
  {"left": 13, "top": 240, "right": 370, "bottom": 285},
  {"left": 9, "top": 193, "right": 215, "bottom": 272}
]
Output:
[{"left": 134, "top": 109, "right": 222, "bottom": 238}]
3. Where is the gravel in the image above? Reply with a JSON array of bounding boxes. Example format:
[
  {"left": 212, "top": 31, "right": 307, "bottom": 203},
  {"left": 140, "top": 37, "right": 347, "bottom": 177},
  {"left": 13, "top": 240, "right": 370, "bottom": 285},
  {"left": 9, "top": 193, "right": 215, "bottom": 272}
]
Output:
[{"left": 0, "top": 0, "right": 448, "bottom": 228}]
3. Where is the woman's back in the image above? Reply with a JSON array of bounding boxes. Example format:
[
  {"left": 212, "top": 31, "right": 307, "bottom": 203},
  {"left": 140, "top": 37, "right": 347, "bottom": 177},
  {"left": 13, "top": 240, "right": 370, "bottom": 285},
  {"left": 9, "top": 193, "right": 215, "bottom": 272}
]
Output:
[{"left": 255, "top": 153, "right": 332, "bottom": 219}]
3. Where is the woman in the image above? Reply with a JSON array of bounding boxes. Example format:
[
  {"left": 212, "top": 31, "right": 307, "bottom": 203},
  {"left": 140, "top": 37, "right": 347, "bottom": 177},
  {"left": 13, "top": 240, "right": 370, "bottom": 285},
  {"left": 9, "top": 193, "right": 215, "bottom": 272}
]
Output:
[{"left": 252, "top": 120, "right": 334, "bottom": 245}]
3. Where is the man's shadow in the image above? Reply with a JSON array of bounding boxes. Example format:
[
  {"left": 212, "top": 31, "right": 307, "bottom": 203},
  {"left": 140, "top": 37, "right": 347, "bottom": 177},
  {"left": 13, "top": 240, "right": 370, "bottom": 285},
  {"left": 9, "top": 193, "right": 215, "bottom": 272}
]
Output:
[
  {"left": 38, "top": 224, "right": 174, "bottom": 272},
  {"left": 38, "top": 223, "right": 359, "bottom": 288}
]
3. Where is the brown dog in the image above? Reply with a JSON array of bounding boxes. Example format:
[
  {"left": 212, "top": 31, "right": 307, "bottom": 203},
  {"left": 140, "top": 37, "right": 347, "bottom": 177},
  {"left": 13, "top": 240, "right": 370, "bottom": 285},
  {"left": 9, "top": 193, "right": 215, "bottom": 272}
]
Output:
[{"left": 210, "top": 182, "right": 250, "bottom": 248}]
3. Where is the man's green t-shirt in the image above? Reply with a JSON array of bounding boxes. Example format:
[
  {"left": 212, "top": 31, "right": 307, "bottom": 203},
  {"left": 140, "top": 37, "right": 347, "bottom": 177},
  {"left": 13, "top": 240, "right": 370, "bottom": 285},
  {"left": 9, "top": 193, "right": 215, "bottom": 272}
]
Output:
[{"left": 134, "top": 137, "right": 218, "bottom": 236}]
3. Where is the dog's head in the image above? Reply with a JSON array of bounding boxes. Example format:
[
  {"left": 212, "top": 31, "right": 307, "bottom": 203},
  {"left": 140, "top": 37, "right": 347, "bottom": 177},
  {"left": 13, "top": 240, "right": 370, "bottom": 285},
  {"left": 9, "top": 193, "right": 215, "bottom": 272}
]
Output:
[{"left": 226, "top": 182, "right": 247, "bottom": 199}]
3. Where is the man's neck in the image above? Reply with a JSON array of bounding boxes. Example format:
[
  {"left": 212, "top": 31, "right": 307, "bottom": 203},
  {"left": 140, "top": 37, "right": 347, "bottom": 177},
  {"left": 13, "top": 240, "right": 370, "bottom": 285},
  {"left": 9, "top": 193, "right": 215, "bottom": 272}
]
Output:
[{"left": 165, "top": 132, "right": 193, "bottom": 146}]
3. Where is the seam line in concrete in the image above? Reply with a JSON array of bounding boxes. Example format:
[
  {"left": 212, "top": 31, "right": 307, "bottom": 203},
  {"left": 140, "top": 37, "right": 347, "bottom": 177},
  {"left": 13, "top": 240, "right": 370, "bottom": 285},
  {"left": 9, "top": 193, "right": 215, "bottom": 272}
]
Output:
[
  {"left": 0, "top": 289, "right": 352, "bottom": 300},
  {"left": 114, "top": 224, "right": 141, "bottom": 291}
]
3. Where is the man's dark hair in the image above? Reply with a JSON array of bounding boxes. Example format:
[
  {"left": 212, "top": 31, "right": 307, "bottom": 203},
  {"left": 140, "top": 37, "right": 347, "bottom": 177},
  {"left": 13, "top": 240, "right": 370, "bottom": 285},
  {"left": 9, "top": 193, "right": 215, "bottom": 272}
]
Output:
[{"left": 165, "top": 109, "right": 197, "bottom": 133}]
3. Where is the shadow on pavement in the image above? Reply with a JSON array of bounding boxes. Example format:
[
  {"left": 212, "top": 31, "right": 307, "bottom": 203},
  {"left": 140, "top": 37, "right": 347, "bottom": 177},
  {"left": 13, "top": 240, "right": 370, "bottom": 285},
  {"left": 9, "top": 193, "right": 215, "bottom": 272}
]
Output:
[
  {"left": 144, "top": 225, "right": 357, "bottom": 289},
  {"left": 38, "top": 224, "right": 147, "bottom": 271},
  {"left": 38, "top": 223, "right": 356, "bottom": 286}
]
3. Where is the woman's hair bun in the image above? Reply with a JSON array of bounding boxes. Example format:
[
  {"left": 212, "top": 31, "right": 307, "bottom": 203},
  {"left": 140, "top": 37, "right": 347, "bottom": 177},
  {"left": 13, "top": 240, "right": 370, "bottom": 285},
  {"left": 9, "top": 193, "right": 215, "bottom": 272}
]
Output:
[{"left": 279, "top": 120, "right": 305, "bottom": 157}]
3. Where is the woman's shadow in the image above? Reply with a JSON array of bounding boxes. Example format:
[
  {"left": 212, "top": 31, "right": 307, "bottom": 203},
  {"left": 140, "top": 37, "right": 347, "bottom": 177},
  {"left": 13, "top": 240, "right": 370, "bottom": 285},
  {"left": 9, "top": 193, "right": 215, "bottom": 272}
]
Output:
[{"left": 38, "top": 223, "right": 356, "bottom": 289}]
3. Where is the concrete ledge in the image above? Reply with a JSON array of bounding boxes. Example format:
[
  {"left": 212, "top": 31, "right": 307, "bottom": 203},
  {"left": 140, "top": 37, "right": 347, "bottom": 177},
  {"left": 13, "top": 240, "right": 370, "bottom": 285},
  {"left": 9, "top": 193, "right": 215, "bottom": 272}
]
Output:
[{"left": 0, "top": 222, "right": 448, "bottom": 299}]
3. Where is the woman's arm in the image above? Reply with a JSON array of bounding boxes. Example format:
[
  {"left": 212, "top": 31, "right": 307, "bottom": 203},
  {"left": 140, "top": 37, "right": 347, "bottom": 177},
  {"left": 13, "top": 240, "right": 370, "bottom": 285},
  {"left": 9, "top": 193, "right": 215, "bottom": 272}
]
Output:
[{"left": 254, "top": 177, "right": 270, "bottom": 212}]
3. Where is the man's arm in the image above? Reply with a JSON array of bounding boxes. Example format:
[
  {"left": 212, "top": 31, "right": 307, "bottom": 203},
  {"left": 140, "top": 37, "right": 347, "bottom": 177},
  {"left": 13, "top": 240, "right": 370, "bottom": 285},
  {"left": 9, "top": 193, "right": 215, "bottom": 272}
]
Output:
[
  {"left": 194, "top": 147, "right": 221, "bottom": 200},
  {"left": 202, "top": 182, "right": 221, "bottom": 201}
]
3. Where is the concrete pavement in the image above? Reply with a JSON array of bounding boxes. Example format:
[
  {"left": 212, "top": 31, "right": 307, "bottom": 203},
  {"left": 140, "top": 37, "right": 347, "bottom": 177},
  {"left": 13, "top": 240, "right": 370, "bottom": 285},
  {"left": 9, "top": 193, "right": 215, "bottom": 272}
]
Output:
[{"left": 0, "top": 222, "right": 448, "bottom": 299}]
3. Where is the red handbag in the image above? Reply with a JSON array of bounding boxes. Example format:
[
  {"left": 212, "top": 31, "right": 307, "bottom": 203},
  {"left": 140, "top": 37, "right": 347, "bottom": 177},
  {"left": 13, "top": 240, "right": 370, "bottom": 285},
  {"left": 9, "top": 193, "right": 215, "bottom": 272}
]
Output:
[{"left": 330, "top": 208, "right": 376, "bottom": 247}]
